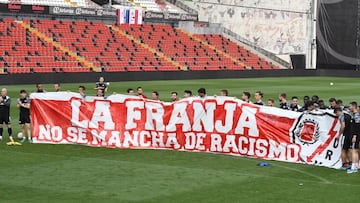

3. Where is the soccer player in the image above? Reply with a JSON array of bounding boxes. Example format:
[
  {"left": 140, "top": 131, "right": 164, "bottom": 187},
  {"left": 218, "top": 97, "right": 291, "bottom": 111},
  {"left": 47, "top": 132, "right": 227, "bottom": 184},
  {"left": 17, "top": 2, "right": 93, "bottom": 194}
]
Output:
[
  {"left": 299, "top": 96, "right": 310, "bottom": 112},
  {"left": 127, "top": 88, "right": 134, "bottom": 95},
  {"left": 137, "top": 87, "right": 147, "bottom": 99},
  {"left": 318, "top": 100, "right": 327, "bottom": 110},
  {"left": 78, "top": 86, "right": 86, "bottom": 99},
  {"left": 307, "top": 101, "right": 316, "bottom": 112},
  {"left": 96, "top": 89, "right": 104, "bottom": 97},
  {"left": 303, "top": 95, "right": 310, "bottom": 106},
  {"left": 241, "top": 92, "right": 251, "bottom": 103},
  {"left": 17, "top": 90, "right": 31, "bottom": 142},
  {"left": 171, "top": 92, "right": 178, "bottom": 102},
  {"left": 253, "top": 91, "right": 264, "bottom": 105},
  {"left": 311, "top": 95, "right": 320, "bottom": 108},
  {"left": 328, "top": 98, "right": 337, "bottom": 109},
  {"left": 36, "top": 83, "right": 45, "bottom": 93},
  {"left": 289, "top": 96, "right": 301, "bottom": 112},
  {"left": 334, "top": 107, "right": 352, "bottom": 170},
  {"left": 54, "top": 83, "right": 61, "bottom": 92},
  {"left": 198, "top": 88, "right": 206, "bottom": 99},
  {"left": 0, "top": 88, "right": 15, "bottom": 143},
  {"left": 337, "top": 99, "right": 349, "bottom": 111},
  {"left": 94, "top": 77, "right": 108, "bottom": 94},
  {"left": 151, "top": 91, "right": 160, "bottom": 101},
  {"left": 267, "top": 98, "right": 275, "bottom": 107},
  {"left": 183, "top": 90, "right": 192, "bottom": 98},
  {"left": 278, "top": 93, "right": 289, "bottom": 110},
  {"left": 220, "top": 89, "right": 228, "bottom": 96},
  {"left": 347, "top": 101, "right": 360, "bottom": 173}
]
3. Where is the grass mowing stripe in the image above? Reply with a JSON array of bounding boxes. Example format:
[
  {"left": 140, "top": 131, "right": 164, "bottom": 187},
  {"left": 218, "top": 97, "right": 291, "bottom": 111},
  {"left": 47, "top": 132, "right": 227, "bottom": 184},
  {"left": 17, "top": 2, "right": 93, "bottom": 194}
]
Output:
[{"left": 4, "top": 145, "right": 360, "bottom": 188}]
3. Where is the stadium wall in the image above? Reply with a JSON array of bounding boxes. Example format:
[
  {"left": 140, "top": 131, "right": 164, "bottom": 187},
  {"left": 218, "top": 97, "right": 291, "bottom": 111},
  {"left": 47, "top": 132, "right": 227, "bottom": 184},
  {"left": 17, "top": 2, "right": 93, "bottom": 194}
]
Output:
[
  {"left": 184, "top": 0, "right": 311, "bottom": 55},
  {"left": 316, "top": 0, "right": 360, "bottom": 70},
  {"left": 1, "top": 69, "right": 360, "bottom": 85}
]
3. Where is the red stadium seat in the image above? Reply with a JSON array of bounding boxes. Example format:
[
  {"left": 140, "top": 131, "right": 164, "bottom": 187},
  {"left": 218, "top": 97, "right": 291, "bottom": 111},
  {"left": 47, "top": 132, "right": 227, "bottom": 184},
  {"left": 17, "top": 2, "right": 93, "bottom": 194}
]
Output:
[{"left": 0, "top": 18, "right": 282, "bottom": 74}]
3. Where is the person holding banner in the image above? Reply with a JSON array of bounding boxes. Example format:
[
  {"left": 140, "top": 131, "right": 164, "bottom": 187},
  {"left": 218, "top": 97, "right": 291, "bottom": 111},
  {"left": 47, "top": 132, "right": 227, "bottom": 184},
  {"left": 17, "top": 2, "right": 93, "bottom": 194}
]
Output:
[
  {"left": 197, "top": 88, "right": 206, "bottom": 99},
  {"left": 127, "top": 88, "right": 135, "bottom": 95},
  {"left": 170, "top": 92, "right": 179, "bottom": 102},
  {"left": 220, "top": 89, "right": 229, "bottom": 96},
  {"left": 78, "top": 86, "right": 86, "bottom": 99},
  {"left": 347, "top": 102, "right": 360, "bottom": 173},
  {"left": 36, "top": 83, "right": 45, "bottom": 93},
  {"left": 137, "top": 87, "right": 147, "bottom": 99},
  {"left": 54, "top": 83, "right": 61, "bottom": 92},
  {"left": 279, "top": 93, "right": 289, "bottom": 110},
  {"left": 254, "top": 91, "right": 264, "bottom": 105},
  {"left": 267, "top": 98, "right": 275, "bottom": 107},
  {"left": 151, "top": 91, "right": 160, "bottom": 101},
  {"left": 290, "top": 96, "right": 301, "bottom": 112},
  {"left": 183, "top": 90, "right": 192, "bottom": 98},
  {"left": 96, "top": 89, "right": 105, "bottom": 98},
  {"left": 241, "top": 91, "right": 251, "bottom": 103},
  {"left": 334, "top": 107, "right": 352, "bottom": 170}
]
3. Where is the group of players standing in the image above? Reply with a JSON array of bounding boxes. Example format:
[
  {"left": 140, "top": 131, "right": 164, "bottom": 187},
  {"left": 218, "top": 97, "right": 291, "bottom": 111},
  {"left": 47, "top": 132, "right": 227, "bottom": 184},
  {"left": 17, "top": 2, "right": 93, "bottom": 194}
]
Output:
[
  {"left": 1, "top": 77, "right": 360, "bottom": 173},
  {"left": 334, "top": 102, "right": 360, "bottom": 173},
  {"left": 0, "top": 88, "right": 31, "bottom": 144}
]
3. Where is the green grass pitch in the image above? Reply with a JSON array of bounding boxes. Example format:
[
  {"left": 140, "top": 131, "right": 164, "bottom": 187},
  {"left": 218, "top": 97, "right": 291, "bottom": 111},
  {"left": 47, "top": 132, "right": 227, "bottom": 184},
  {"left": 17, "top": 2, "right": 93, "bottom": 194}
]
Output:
[{"left": 1, "top": 76, "right": 360, "bottom": 203}]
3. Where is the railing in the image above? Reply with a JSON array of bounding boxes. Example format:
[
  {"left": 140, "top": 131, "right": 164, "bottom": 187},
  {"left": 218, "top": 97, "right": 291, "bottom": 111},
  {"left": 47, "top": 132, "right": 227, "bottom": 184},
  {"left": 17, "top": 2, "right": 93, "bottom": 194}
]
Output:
[
  {"left": 166, "top": 0, "right": 198, "bottom": 15},
  {"left": 223, "top": 27, "right": 291, "bottom": 68}
]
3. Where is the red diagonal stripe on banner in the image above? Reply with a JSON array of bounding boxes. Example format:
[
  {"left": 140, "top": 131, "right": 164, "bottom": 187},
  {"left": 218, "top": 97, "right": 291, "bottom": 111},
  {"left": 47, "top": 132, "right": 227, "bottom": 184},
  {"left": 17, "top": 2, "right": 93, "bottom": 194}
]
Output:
[{"left": 306, "top": 118, "right": 338, "bottom": 163}]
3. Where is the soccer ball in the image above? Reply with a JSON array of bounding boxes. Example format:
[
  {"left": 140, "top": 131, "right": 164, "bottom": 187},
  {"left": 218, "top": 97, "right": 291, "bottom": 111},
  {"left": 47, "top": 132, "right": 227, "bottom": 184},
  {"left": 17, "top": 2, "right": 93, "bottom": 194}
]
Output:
[{"left": 17, "top": 132, "right": 24, "bottom": 139}]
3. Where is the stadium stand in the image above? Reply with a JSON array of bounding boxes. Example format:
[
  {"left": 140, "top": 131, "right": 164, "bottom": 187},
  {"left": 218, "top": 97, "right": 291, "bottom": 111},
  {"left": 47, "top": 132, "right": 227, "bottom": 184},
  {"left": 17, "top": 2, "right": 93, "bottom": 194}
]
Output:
[
  {"left": 194, "top": 34, "right": 278, "bottom": 70},
  {"left": 0, "top": 0, "right": 101, "bottom": 8},
  {"left": 118, "top": 24, "right": 246, "bottom": 70},
  {"left": 24, "top": 19, "right": 178, "bottom": 72},
  {"left": 0, "top": 17, "right": 281, "bottom": 74},
  {"left": 0, "top": 18, "right": 90, "bottom": 73}
]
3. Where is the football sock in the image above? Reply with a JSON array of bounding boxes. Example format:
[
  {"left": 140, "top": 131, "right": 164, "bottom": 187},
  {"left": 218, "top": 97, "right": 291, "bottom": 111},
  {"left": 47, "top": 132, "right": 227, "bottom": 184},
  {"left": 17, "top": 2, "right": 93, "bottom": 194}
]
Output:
[
  {"left": 0, "top": 128, "right": 3, "bottom": 137},
  {"left": 351, "top": 163, "right": 356, "bottom": 170},
  {"left": 8, "top": 128, "right": 12, "bottom": 136}
]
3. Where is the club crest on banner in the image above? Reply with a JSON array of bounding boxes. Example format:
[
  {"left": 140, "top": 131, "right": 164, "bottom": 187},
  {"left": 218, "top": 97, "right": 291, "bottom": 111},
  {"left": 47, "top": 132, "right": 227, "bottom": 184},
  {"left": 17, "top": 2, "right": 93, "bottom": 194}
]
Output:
[{"left": 293, "top": 117, "right": 320, "bottom": 144}]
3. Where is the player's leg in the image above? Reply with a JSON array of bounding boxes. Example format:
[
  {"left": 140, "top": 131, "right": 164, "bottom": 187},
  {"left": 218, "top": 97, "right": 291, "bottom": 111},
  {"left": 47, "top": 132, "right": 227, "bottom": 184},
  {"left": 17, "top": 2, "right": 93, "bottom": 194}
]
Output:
[
  {"left": 20, "top": 123, "right": 26, "bottom": 142},
  {"left": 7, "top": 123, "right": 14, "bottom": 142},
  {"left": 25, "top": 123, "right": 31, "bottom": 142},
  {"left": 348, "top": 149, "right": 358, "bottom": 173},
  {"left": 21, "top": 124, "right": 25, "bottom": 137},
  {"left": 341, "top": 134, "right": 352, "bottom": 169},
  {"left": 19, "top": 114, "right": 26, "bottom": 142},
  {"left": 348, "top": 136, "right": 359, "bottom": 173},
  {"left": 341, "top": 149, "right": 349, "bottom": 169},
  {"left": 0, "top": 123, "right": 3, "bottom": 141}
]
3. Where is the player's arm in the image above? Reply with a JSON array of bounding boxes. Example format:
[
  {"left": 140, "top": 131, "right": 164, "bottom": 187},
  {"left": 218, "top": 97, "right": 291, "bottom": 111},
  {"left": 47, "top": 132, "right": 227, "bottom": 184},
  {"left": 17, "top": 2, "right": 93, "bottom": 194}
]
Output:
[
  {"left": 351, "top": 123, "right": 359, "bottom": 143},
  {"left": 4, "top": 97, "right": 11, "bottom": 106},
  {"left": 104, "top": 86, "right": 108, "bottom": 93},
  {"left": 336, "top": 121, "right": 345, "bottom": 139},
  {"left": 23, "top": 103, "right": 30, "bottom": 109},
  {"left": 17, "top": 98, "right": 21, "bottom": 108}
]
